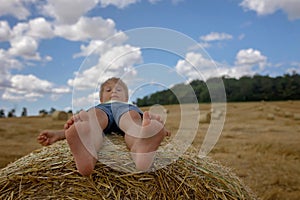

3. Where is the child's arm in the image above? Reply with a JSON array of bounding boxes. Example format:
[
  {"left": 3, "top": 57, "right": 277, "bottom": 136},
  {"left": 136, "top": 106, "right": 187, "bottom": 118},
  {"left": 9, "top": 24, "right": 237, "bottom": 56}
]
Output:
[{"left": 37, "top": 130, "right": 65, "bottom": 146}]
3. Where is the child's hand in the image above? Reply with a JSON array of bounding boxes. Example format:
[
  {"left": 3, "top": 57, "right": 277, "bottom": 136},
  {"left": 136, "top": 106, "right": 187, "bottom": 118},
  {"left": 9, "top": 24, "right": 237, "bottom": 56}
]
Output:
[{"left": 37, "top": 130, "right": 65, "bottom": 146}]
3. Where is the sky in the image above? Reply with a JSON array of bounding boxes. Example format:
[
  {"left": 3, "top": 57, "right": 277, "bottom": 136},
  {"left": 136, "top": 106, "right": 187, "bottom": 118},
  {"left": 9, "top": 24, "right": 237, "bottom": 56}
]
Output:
[{"left": 0, "top": 0, "right": 300, "bottom": 116}]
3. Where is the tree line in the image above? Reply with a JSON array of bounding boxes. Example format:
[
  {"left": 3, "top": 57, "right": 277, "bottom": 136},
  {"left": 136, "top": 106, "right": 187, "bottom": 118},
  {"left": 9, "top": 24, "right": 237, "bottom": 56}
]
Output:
[
  {"left": 0, "top": 107, "right": 27, "bottom": 118},
  {"left": 0, "top": 107, "right": 72, "bottom": 118},
  {"left": 135, "top": 73, "right": 300, "bottom": 106}
]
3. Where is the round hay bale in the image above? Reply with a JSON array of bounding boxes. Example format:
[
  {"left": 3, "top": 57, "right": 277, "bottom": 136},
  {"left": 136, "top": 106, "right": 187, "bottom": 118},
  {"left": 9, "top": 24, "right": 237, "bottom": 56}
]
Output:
[
  {"left": 0, "top": 136, "right": 257, "bottom": 200},
  {"left": 284, "top": 111, "right": 292, "bottom": 118},
  {"left": 293, "top": 113, "right": 300, "bottom": 120},
  {"left": 212, "top": 110, "right": 222, "bottom": 119},
  {"left": 39, "top": 112, "right": 47, "bottom": 117},
  {"left": 267, "top": 113, "right": 275, "bottom": 120},
  {"left": 198, "top": 112, "right": 211, "bottom": 123},
  {"left": 52, "top": 110, "right": 68, "bottom": 121},
  {"left": 274, "top": 106, "right": 280, "bottom": 112}
]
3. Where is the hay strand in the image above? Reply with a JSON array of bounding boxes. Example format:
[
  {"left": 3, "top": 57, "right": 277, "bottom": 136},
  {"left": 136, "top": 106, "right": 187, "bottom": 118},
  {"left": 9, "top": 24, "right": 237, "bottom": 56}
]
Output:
[{"left": 0, "top": 135, "right": 257, "bottom": 200}]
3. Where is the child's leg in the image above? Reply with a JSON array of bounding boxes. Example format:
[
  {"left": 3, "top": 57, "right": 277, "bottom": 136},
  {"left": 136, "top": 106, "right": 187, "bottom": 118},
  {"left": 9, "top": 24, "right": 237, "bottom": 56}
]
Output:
[
  {"left": 65, "top": 109, "right": 108, "bottom": 176},
  {"left": 119, "top": 111, "right": 167, "bottom": 171}
]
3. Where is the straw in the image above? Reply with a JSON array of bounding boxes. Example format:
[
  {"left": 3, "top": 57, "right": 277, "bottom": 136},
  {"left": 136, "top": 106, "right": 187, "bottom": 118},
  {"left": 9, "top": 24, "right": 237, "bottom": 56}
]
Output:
[{"left": 0, "top": 135, "right": 257, "bottom": 200}]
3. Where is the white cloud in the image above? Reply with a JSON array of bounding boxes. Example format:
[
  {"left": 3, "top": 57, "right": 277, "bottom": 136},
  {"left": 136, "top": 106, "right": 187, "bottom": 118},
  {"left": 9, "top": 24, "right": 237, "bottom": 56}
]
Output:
[
  {"left": 200, "top": 32, "right": 233, "bottom": 42},
  {"left": 11, "top": 17, "right": 54, "bottom": 39},
  {"left": 70, "top": 44, "right": 142, "bottom": 107},
  {"left": 187, "top": 42, "right": 211, "bottom": 51},
  {"left": 72, "top": 92, "right": 100, "bottom": 109},
  {"left": 11, "top": 74, "right": 54, "bottom": 93},
  {"left": 238, "top": 34, "right": 245, "bottom": 40},
  {"left": 2, "top": 74, "right": 71, "bottom": 102},
  {"left": 8, "top": 36, "right": 41, "bottom": 60},
  {"left": 2, "top": 88, "right": 43, "bottom": 102},
  {"left": 74, "top": 31, "right": 128, "bottom": 58},
  {"left": 0, "top": 0, "right": 31, "bottom": 20},
  {"left": 27, "top": 18, "right": 54, "bottom": 39},
  {"left": 99, "top": 0, "right": 139, "bottom": 9},
  {"left": 0, "top": 49, "right": 23, "bottom": 89},
  {"left": 291, "top": 61, "right": 300, "bottom": 68},
  {"left": 148, "top": 0, "right": 161, "bottom": 4},
  {"left": 240, "top": 0, "right": 300, "bottom": 20},
  {"left": 54, "top": 17, "right": 117, "bottom": 41},
  {"left": 0, "top": 49, "right": 23, "bottom": 70},
  {"left": 175, "top": 52, "right": 219, "bottom": 81},
  {"left": 74, "top": 40, "right": 106, "bottom": 58},
  {"left": 175, "top": 49, "right": 269, "bottom": 81},
  {"left": 10, "top": 16, "right": 54, "bottom": 40},
  {"left": 44, "top": 55, "right": 53, "bottom": 62},
  {"left": 286, "top": 62, "right": 300, "bottom": 74},
  {"left": 11, "top": 22, "right": 29, "bottom": 37},
  {"left": 42, "top": 0, "right": 99, "bottom": 24},
  {"left": 3, "top": 17, "right": 54, "bottom": 60},
  {"left": 68, "top": 44, "right": 142, "bottom": 90},
  {"left": 235, "top": 48, "right": 267, "bottom": 70},
  {"left": 218, "top": 48, "right": 268, "bottom": 78},
  {"left": 286, "top": 67, "right": 300, "bottom": 74},
  {"left": 0, "top": 21, "right": 12, "bottom": 41}
]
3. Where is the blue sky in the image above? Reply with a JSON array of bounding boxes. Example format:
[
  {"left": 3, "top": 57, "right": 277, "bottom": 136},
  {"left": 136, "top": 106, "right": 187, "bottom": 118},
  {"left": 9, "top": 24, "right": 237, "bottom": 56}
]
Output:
[{"left": 0, "top": 0, "right": 300, "bottom": 116}]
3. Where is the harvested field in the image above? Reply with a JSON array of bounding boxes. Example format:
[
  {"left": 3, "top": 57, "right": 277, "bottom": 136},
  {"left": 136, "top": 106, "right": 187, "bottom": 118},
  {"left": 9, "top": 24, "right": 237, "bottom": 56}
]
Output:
[{"left": 0, "top": 101, "right": 299, "bottom": 199}]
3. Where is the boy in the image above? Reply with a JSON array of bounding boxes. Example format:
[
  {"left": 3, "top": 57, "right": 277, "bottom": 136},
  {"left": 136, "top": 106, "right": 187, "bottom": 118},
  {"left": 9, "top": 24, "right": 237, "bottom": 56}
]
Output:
[{"left": 37, "top": 77, "right": 171, "bottom": 176}]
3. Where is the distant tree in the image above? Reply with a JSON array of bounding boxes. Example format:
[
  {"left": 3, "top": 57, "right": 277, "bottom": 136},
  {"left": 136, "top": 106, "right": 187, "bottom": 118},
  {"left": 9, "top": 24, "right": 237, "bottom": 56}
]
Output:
[
  {"left": 0, "top": 109, "right": 5, "bottom": 118},
  {"left": 21, "top": 107, "right": 27, "bottom": 117},
  {"left": 39, "top": 109, "right": 48, "bottom": 115},
  {"left": 49, "top": 107, "right": 56, "bottom": 114},
  {"left": 7, "top": 109, "right": 15, "bottom": 117}
]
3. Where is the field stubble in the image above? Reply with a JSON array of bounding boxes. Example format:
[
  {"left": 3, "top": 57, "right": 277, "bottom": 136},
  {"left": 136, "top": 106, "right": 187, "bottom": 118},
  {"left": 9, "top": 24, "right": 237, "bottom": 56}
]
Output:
[{"left": 0, "top": 101, "right": 299, "bottom": 200}]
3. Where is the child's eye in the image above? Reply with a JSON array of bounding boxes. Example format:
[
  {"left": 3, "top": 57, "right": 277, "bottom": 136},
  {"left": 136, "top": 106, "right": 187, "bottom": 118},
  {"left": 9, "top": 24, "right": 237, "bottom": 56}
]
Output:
[{"left": 105, "top": 88, "right": 111, "bottom": 92}]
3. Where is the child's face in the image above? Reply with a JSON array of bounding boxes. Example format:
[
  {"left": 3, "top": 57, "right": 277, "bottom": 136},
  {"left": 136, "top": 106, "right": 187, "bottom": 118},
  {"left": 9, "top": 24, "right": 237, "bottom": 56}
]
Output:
[{"left": 100, "top": 82, "right": 128, "bottom": 102}]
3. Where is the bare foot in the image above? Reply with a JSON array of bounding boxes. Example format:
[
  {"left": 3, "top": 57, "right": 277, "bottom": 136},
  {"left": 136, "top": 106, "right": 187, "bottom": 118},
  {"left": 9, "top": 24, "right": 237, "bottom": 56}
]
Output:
[
  {"left": 130, "top": 111, "right": 169, "bottom": 171},
  {"left": 65, "top": 110, "right": 104, "bottom": 176}
]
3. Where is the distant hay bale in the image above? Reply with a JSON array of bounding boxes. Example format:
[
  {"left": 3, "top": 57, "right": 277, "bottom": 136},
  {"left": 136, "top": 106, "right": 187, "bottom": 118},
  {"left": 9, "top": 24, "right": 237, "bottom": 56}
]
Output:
[
  {"left": 293, "top": 114, "right": 300, "bottom": 120},
  {"left": 284, "top": 111, "right": 292, "bottom": 118},
  {"left": 274, "top": 106, "right": 280, "bottom": 112},
  {"left": 52, "top": 110, "right": 68, "bottom": 121},
  {"left": 276, "top": 110, "right": 294, "bottom": 118},
  {"left": 0, "top": 136, "right": 256, "bottom": 200},
  {"left": 198, "top": 112, "right": 211, "bottom": 123},
  {"left": 267, "top": 113, "right": 275, "bottom": 120},
  {"left": 212, "top": 110, "right": 222, "bottom": 119},
  {"left": 39, "top": 112, "right": 47, "bottom": 117}
]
